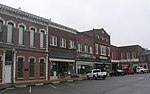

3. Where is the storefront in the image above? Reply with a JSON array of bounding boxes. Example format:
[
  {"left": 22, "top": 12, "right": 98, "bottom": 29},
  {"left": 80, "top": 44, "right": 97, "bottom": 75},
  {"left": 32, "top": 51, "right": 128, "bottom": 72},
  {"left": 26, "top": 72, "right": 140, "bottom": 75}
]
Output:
[
  {"left": 76, "top": 61, "right": 93, "bottom": 75},
  {"left": 49, "top": 58, "right": 75, "bottom": 79}
]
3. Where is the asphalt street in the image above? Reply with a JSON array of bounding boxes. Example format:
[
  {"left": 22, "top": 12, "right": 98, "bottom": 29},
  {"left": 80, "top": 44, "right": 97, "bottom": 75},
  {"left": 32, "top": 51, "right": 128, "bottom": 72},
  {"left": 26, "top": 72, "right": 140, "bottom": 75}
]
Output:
[{"left": 1, "top": 74, "right": 150, "bottom": 94}]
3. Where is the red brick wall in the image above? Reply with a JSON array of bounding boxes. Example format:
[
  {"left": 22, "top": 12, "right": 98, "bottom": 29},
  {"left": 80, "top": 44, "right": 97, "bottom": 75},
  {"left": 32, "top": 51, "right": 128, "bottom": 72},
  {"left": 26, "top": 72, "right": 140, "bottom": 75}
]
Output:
[
  {"left": 0, "top": 13, "right": 47, "bottom": 50},
  {"left": 16, "top": 51, "right": 47, "bottom": 80},
  {"left": 111, "top": 45, "right": 120, "bottom": 60}
]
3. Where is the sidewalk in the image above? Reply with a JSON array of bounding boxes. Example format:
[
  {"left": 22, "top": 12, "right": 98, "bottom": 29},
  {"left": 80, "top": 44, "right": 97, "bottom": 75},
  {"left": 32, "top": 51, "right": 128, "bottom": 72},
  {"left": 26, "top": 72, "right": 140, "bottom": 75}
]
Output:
[{"left": 0, "top": 77, "right": 87, "bottom": 90}]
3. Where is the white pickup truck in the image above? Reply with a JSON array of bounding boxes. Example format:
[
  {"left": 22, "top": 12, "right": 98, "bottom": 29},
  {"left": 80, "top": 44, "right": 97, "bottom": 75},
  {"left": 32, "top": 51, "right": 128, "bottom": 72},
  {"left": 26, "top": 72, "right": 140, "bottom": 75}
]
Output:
[
  {"left": 87, "top": 69, "right": 107, "bottom": 80},
  {"left": 136, "top": 67, "right": 149, "bottom": 73}
]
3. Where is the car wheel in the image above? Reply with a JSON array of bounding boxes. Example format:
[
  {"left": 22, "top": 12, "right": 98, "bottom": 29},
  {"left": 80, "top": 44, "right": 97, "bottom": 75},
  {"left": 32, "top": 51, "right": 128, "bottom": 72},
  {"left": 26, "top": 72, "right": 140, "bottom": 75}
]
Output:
[
  {"left": 102, "top": 77, "right": 106, "bottom": 80},
  {"left": 93, "top": 75, "right": 96, "bottom": 80},
  {"left": 87, "top": 76, "right": 90, "bottom": 80}
]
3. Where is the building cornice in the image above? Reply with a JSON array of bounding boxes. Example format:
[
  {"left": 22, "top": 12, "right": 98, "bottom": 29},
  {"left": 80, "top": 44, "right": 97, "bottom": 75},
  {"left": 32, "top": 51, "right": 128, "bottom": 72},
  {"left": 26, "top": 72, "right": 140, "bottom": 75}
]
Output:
[
  {"left": 0, "top": 3, "right": 50, "bottom": 25},
  {"left": 49, "top": 22, "right": 77, "bottom": 34}
]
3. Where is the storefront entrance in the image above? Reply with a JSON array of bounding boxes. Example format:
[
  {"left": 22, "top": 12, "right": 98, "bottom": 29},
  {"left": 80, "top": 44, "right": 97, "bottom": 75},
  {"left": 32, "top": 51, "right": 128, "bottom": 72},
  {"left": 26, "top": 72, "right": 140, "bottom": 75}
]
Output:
[{"left": 50, "top": 61, "right": 74, "bottom": 79}]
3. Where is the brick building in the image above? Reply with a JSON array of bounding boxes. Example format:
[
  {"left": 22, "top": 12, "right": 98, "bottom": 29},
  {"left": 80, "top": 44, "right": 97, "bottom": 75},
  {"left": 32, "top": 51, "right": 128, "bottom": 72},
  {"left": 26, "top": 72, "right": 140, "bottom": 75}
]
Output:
[
  {"left": 0, "top": 4, "right": 49, "bottom": 84},
  {"left": 48, "top": 22, "right": 77, "bottom": 79},
  {"left": 139, "top": 50, "right": 150, "bottom": 69},
  {"left": 1, "top": 3, "right": 150, "bottom": 85},
  {"left": 82, "top": 29, "right": 111, "bottom": 72},
  {"left": 76, "top": 32, "right": 94, "bottom": 75},
  {"left": 111, "top": 45, "right": 143, "bottom": 70}
]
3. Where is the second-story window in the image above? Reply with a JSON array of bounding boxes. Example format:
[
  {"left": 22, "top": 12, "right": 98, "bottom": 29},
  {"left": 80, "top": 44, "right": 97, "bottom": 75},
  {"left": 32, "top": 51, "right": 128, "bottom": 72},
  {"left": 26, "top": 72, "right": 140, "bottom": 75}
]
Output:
[
  {"left": 30, "top": 28, "right": 35, "bottom": 47},
  {"left": 40, "top": 31, "right": 45, "bottom": 48},
  {"left": 132, "top": 52, "right": 136, "bottom": 59},
  {"left": 112, "top": 52, "right": 114, "bottom": 59},
  {"left": 84, "top": 45, "right": 88, "bottom": 53},
  {"left": 77, "top": 43, "right": 82, "bottom": 52},
  {"left": 7, "top": 23, "right": 14, "bottom": 43},
  {"left": 69, "top": 40, "right": 75, "bottom": 49},
  {"left": 95, "top": 43, "right": 98, "bottom": 54},
  {"left": 50, "top": 35, "right": 57, "bottom": 46},
  {"left": 0, "top": 21, "right": 3, "bottom": 42},
  {"left": 121, "top": 53, "right": 125, "bottom": 59},
  {"left": 60, "top": 38, "right": 66, "bottom": 48},
  {"left": 18, "top": 26, "right": 24, "bottom": 45},
  {"left": 107, "top": 47, "right": 110, "bottom": 56},
  {"left": 126, "top": 52, "right": 130, "bottom": 59},
  {"left": 89, "top": 46, "right": 93, "bottom": 54},
  {"left": 100, "top": 45, "right": 106, "bottom": 56},
  {"left": 140, "top": 56, "right": 145, "bottom": 61}
]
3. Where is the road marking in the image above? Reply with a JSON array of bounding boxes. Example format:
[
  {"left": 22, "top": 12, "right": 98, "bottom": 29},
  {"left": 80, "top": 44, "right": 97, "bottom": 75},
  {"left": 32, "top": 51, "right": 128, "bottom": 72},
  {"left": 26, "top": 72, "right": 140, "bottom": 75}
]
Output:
[
  {"left": 0, "top": 89, "right": 8, "bottom": 94},
  {"left": 35, "top": 83, "right": 43, "bottom": 86},
  {"left": 15, "top": 85, "right": 27, "bottom": 88},
  {"left": 78, "top": 79, "right": 83, "bottom": 81},
  {"left": 67, "top": 80, "right": 73, "bottom": 82},
  {"left": 49, "top": 84, "right": 57, "bottom": 89},
  {"left": 65, "top": 82, "right": 76, "bottom": 86},
  {"left": 29, "top": 87, "right": 32, "bottom": 93},
  {"left": 52, "top": 81, "right": 60, "bottom": 84},
  {"left": 0, "top": 87, "right": 15, "bottom": 94},
  {"left": 138, "top": 77, "right": 144, "bottom": 80}
]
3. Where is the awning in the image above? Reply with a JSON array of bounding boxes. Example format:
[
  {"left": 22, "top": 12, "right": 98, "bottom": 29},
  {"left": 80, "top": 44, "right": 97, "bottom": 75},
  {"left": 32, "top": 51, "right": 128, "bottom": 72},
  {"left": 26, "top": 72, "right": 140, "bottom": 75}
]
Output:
[
  {"left": 49, "top": 58, "right": 75, "bottom": 62},
  {"left": 94, "top": 62, "right": 111, "bottom": 65}
]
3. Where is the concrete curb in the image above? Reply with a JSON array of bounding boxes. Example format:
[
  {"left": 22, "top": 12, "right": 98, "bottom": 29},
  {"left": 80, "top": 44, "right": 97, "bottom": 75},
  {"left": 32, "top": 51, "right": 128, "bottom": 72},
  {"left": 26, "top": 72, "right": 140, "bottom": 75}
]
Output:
[{"left": 0, "top": 77, "right": 87, "bottom": 90}]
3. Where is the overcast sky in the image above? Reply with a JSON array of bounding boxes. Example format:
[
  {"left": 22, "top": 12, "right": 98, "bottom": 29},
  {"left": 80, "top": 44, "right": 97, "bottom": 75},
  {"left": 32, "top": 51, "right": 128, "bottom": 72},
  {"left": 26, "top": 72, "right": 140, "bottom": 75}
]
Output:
[{"left": 0, "top": 0, "right": 150, "bottom": 48}]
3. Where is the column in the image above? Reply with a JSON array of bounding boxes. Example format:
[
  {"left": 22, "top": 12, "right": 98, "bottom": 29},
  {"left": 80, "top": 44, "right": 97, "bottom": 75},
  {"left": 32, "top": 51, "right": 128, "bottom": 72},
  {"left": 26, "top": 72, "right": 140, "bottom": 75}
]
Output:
[
  {"left": 46, "top": 54, "right": 48, "bottom": 80},
  {"left": 13, "top": 51, "right": 16, "bottom": 83},
  {"left": 2, "top": 50, "right": 5, "bottom": 83}
]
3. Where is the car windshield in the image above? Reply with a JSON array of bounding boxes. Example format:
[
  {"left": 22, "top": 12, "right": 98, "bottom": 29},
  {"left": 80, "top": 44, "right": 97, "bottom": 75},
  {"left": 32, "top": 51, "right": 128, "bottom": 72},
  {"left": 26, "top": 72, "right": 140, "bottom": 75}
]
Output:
[{"left": 93, "top": 70, "right": 100, "bottom": 73}]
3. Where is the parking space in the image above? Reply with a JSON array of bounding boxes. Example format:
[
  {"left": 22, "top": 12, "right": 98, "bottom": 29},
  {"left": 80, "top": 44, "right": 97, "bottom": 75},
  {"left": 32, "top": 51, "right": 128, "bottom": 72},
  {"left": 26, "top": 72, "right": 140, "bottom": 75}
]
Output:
[{"left": 0, "top": 80, "right": 91, "bottom": 94}]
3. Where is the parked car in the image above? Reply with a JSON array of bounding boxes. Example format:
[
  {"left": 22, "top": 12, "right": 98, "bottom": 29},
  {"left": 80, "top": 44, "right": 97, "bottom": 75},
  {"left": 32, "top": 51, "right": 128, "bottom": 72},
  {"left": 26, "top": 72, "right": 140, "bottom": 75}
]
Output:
[
  {"left": 123, "top": 68, "right": 135, "bottom": 74},
  {"left": 87, "top": 69, "right": 107, "bottom": 80},
  {"left": 136, "top": 67, "right": 149, "bottom": 73},
  {"left": 109, "top": 70, "right": 125, "bottom": 76}
]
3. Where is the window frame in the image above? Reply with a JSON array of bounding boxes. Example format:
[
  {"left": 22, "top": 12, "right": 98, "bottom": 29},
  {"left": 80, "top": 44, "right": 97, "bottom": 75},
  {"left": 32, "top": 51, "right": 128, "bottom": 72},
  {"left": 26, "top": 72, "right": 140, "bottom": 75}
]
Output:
[
  {"left": 18, "top": 25, "right": 25, "bottom": 45},
  {"left": 50, "top": 35, "right": 57, "bottom": 46},
  {"left": 100, "top": 45, "right": 106, "bottom": 56},
  {"left": 30, "top": 28, "right": 35, "bottom": 47},
  {"left": 95, "top": 43, "right": 99, "bottom": 54},
  {"left": 17, "top": 57, "right": 24, "bottom": 78},
  {"left": 40, "top": 30, "right": 45, "bottom": 48},
  {"left": 60, "top": 38, "right": 66, "bottom": 48}
]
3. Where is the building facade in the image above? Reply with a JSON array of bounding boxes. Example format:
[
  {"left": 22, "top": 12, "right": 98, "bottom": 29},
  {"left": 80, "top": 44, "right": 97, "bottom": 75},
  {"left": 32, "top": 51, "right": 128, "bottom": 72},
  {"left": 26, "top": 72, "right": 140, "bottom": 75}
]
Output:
[
  {"left": 0, "top": 4, "right": 49, "bottom": 84},
  {"left": 76, "top": 32, "right": 94, "bottom": 75},
  {"left": 139, "top": 50, "right": 150, "bottom": 69},
  {"left": 48, "top": 22, "right": 77, "bottom": 79},
  {"left": 1, "top": 3, "right": 150, "bottom": 85},
  {"left": 111, "top": 45, "right": 143, "bottom": 70}
]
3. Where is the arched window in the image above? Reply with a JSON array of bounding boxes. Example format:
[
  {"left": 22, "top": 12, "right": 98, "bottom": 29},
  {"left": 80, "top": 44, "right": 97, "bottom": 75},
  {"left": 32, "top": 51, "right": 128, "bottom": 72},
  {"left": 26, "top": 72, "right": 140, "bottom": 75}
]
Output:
[
  {"left": 17, "top": 57, "right": 24, "bottom": 78},
  {"left": 132, "top": 52, "right": 136, "bottom": 59},
  {"left": 121, "top": 53, "right": 125, "bottom": 59},
  {"left": 30, "top": 28, "right": 35, "bottom": 47},
  {"left": 7, "top": 22, "right": 14, "bottom": 43},
  {"left": 18, "top": 25, "right": 25, "bottom": 45},
  {"left": 29, "top": 57, "right": 35, "bottom": 77},
  {"left": 126, "top": 52, "right": 130, "bottom": 59},
  {"left": 40, "top": 30, "right": 45, "bottom": 48},
  {"left": 39, "top": 58, "right": 45, "bottom": 77}
]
